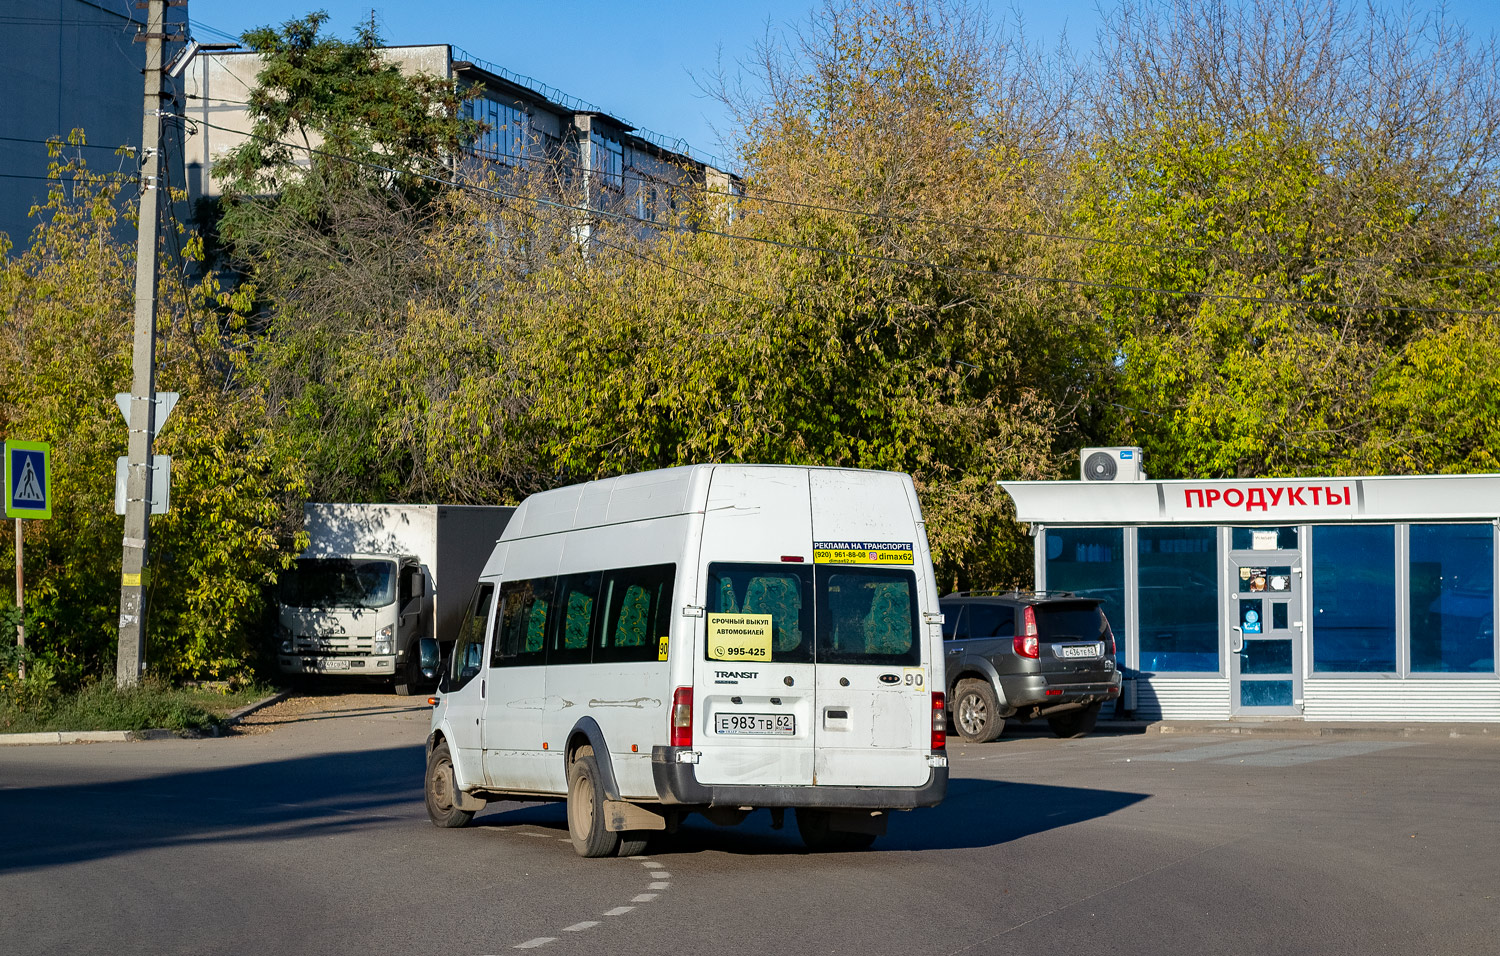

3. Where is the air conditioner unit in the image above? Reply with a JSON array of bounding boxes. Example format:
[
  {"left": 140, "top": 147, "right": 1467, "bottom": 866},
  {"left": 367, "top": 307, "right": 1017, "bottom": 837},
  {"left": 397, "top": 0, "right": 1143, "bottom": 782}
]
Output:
[{"left": 1080, "top": 447, "right": 1146, "bottom": 482}]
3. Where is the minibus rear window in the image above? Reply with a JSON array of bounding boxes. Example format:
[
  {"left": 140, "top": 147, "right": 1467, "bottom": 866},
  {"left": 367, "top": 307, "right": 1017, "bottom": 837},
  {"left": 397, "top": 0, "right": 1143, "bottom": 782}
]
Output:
[
  {"left": 816, "top": 568, "right": 921, "bottom": 666},
  {"left": 707, "top": 563, "right": 814, "bottom": 663}
]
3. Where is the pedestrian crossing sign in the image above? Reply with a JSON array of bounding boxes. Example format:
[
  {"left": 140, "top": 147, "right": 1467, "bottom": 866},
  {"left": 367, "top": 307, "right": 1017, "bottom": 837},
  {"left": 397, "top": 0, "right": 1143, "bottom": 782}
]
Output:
[{"left": 5, "top": 440, "right": 51, "bottom": 519}]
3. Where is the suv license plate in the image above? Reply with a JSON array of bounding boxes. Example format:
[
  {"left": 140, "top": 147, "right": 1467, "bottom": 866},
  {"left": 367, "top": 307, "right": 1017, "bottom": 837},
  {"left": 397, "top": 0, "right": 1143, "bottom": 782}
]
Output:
[
  {"left": 1058, "top": 645, "right": 1099, "bottom": 659},
  {"left": 715, "top": 713, "right": 794, "bottom": 735}
]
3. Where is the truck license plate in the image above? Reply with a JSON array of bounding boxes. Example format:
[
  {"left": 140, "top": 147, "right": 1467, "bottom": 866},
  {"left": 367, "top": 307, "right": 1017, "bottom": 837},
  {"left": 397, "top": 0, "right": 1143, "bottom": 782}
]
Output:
[
  {"left": 309, "top": 658, "right": 351, "bottom": 671},
  {"left": 715, "top": 713, "right": 794, "bottom": 735}
]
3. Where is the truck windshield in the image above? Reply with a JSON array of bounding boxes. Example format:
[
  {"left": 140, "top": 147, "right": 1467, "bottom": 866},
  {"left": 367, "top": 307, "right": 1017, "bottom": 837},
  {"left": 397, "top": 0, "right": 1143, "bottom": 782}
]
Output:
[{"left": 280, "top": 559, "right": 397, "bottom": 609}]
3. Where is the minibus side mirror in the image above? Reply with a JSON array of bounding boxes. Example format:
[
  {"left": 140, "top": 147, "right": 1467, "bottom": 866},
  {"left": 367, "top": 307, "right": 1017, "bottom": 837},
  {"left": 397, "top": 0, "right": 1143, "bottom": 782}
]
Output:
[{"left": 419, "top": 638, "right": 441, "bottom": 681}]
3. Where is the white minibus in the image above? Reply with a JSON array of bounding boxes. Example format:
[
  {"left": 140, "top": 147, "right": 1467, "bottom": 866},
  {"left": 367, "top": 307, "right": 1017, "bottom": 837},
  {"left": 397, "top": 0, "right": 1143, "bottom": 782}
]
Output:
[{"left": 422, "top": 464, "right": 948, "bottom": 855}]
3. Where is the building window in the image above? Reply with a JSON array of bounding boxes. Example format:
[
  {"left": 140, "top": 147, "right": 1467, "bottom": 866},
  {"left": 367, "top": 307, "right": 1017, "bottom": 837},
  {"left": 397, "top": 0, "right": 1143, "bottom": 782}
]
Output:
[
  {"left": 1409, "top": 524, "right": 1495, "bottom": 673},
  {"left": 1137, "top": 526, "right": 1219, "bottom": 673},
  {"left": 1044, "top": 528, "right": 1125, "bottom": 639},
  {"left": 590, "top": 130, "right": 623, "bottom": 190},
  {"left": 467, "top": 97, "right": 531, "bottom": 165},
  {"left": 1312, "top": 525, "right": 1396, "bottom": 672}
]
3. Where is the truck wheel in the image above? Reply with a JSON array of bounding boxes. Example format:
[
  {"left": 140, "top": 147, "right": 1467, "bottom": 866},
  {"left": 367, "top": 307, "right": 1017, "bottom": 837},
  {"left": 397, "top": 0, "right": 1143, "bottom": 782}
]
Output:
[
  {"left": 1048, "top": 701, "right": 1102, "bottom": 738},
  {"left": 796, "top": 809, "right": 877, "bottom": 852},
  {"left": 393, "top": 650, "right": 423, "bottom": 697},
  {"left": 424, "top": 740, "right": 474, "bottom": 828},
  {"left": 567, "top": 745, "right": 622, "bottom": 858},
  {"left": 953, "top": 679, "right": 1005, "bottom": 743}
]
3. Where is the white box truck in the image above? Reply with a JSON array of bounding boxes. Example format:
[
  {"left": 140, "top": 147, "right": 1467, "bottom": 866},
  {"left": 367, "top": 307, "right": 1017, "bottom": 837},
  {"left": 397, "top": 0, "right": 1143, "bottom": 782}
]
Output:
[{"left": 276, "top": 504, "right": 514, "bottom": 694}]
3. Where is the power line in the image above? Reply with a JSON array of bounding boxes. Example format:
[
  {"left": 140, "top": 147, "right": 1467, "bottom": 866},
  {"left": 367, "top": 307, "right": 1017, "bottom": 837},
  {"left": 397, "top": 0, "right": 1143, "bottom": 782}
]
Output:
[{"left": 178, "top": 113, "right": 1500, "bottom": 320}]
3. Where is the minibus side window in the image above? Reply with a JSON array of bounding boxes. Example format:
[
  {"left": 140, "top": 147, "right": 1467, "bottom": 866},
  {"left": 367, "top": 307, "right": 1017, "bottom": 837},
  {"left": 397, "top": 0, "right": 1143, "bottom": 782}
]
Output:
[
  {"left": 706, "top": 563, "right": 814, "bottom": 664},
  {"left": 596, "top": 564, "right": 675, "bottom": 664},
  {"left": 551, "top": 571, "right": 602, "bottom": 665},
  {"left": 816, "top": 568, "right": 921, "bottom": 666},
  {"left": 450, "top": 583, "right": 495, "bottom": 688},
  {"left": 491, "top": 577, "right": 553, "bottom": 667}
]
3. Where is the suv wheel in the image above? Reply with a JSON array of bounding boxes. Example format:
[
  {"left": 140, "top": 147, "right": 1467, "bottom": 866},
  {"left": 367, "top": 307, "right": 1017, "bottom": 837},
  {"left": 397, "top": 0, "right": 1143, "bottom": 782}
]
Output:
[
  {"left": 1048, "top": 701, "right": 1102, "bottom": 738},
  {"left": 952, "top": 679, "right": 1005, "bottom": 743}
]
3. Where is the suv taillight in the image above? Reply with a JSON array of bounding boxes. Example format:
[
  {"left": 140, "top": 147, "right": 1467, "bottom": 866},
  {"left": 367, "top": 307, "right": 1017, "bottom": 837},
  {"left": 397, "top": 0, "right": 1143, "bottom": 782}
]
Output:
[
  {"left": 670, "top": 686, "right": 693, "bottom": 748},
  {"left": 931, "top": 691, "right": 946, "bottom": 750},
  {"left": 1014, "top": 606, "right": 1039, "bottom": 659},
  {"left": 1103, "top": 618, "right": 1116, "bottom": 657}
]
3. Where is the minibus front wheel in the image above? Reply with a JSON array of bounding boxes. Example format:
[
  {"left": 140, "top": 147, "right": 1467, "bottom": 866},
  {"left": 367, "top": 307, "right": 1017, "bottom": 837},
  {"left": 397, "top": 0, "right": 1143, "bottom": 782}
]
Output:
[{"left": 424, "top": 740, "right": 474, "bottom": 829}]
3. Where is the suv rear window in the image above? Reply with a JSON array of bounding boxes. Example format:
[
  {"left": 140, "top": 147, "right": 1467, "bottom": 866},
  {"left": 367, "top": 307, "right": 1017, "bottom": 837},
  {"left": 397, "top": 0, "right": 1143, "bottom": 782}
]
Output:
[{"left": 1032, "top": 603, "right": 1109, "bottom": 642}]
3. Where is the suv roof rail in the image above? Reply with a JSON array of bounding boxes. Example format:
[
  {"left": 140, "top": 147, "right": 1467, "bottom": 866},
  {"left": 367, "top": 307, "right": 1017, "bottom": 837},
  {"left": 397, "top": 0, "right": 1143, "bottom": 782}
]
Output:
[{"left": 943, "top": 589, "right": 1078, "bottom": 599}]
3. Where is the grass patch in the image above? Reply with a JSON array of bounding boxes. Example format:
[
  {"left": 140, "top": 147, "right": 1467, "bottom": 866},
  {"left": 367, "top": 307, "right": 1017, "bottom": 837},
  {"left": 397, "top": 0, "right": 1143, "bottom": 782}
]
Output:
[{"left": 0, "top": 678, "right": 280, "bottom": 735}]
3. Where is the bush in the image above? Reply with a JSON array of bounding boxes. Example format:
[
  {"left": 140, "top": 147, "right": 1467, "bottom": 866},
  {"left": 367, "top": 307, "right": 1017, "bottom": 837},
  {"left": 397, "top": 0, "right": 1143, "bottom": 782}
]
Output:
[{"left": 0, "top": 676, "right": 261, "bottom": 734}]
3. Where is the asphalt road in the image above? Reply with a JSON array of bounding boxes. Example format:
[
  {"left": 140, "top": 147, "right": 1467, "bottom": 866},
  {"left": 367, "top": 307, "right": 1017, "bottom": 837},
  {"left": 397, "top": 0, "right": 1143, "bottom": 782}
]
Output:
[{"left": 3, "top": 694, "right": 1497, "bottom": 956}]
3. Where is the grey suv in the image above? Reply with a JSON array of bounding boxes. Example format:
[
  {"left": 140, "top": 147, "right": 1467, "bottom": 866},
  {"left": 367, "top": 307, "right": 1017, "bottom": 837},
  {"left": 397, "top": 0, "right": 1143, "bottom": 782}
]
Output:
[{"left": 941, "top": 590, "right": 1121, "bottom": 742}]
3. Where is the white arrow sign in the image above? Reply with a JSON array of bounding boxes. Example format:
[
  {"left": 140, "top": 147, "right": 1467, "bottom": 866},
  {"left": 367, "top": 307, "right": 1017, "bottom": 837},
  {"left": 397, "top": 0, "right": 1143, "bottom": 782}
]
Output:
[{"left": 115, "top": 392, "right": 179, "bottom": 433}]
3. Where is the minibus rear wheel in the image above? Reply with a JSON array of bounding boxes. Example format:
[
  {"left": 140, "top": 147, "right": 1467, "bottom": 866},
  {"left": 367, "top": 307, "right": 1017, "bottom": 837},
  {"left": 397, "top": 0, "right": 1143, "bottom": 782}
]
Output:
[{"left": 567, "top": 745, "right": 622, "bottom": 858}]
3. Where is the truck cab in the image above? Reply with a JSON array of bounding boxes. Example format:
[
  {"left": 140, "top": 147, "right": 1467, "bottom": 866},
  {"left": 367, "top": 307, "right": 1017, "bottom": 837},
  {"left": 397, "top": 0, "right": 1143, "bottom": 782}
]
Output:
[{"left": 276, "top": 552, "right": 430, "bottom": 691}]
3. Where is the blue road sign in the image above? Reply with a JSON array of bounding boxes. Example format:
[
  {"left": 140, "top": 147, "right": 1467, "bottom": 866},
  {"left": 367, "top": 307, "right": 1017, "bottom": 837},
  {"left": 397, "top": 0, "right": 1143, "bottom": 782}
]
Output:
[{"left": 5, "top": 440, "right": 51, "bottom": 519}]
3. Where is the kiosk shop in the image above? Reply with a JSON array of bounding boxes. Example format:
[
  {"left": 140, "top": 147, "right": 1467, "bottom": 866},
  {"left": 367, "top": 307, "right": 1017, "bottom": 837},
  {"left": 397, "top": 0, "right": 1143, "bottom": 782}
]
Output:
[{"left": 1003, "top": 458, "right": 1498, "bottom": 721}]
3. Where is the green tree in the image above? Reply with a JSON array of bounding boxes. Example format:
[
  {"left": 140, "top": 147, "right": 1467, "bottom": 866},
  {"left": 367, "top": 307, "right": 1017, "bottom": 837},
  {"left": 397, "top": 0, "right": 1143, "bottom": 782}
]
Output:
[
  {"left": 0, "top": 137, "right": 307, "bottom": 683},
  {"left": 213, "top": 12, "right": 485, "bottom": 501},
  {"left": 1074, "top": 0, "right": 1500, "bottom": 478}
]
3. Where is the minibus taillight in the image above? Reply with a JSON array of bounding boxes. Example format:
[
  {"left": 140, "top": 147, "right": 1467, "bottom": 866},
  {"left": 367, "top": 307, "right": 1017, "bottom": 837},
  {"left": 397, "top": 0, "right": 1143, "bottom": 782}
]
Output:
[
  {"left": 931, "top": 691, "right": 946, "bottom": 750},
  {"left": 1015, "top": 606, "right": 1040, "bottom": 659},
  {"left": 671, "top": 686, "right": 693, "bottom": 748}
]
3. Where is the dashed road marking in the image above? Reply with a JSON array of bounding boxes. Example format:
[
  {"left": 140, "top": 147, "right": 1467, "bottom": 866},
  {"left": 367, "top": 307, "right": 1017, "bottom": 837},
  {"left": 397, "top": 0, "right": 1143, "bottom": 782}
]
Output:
[
  {"left": 650, "top": 871, "right": 670, "bottom": 878},
  {"left": 562, "top": 921, "right": 599, "bottom": 932},
  {"left": 604, "top": 906, "right": 634, "bottom": 917},
  {"left": 632, "top": 893, "right": 658, "bottom": 903},
  {"left": 649, "top": 882, "right": 670, "bottom": 889},
  {"left": 514, "top": 939, "right": 555, "bottom": 949}
]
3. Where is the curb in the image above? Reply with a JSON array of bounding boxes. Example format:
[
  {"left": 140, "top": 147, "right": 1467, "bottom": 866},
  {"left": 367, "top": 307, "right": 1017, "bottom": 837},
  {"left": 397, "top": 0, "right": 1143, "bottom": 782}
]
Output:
[
  {"left": 224, "top": 688, "right": 293, "bottom": 725},
  {"left": 0, "top": 688, "right": 294, "bottom": 747},
  {"left": 1095, "top": 718, "right": 1499, "bottom": 739}
]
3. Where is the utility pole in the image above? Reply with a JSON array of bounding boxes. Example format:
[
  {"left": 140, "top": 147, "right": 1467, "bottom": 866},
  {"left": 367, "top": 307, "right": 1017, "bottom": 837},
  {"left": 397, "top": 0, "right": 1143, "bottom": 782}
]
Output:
[{"left": 117, "top": 0, "right": 168, "bottom": 688}]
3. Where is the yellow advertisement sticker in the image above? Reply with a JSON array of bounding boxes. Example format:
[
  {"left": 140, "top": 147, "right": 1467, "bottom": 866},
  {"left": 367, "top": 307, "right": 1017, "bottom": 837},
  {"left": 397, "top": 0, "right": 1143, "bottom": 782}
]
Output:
[
  {"left": 812, "top": 540, "right": 915, "bottom": 565},
  {"left": 707, "top": 613, "right": 773, "bottom": 661}
]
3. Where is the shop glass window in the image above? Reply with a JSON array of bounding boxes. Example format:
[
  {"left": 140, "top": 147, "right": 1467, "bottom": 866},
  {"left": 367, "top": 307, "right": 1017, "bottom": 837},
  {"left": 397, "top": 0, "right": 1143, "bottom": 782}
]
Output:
[
  {"left": 1044, "top": 528, "right": 1125, "bottom": 639},
  {"left": 1312, "top": 526, "right": 1396, "bottom": 672},
  {"left": 1409, "top": 525, "right": 1495, "bottom": 674},
  {"left": 1138, "top": 526, "right": 1219, "bottom": 672}
]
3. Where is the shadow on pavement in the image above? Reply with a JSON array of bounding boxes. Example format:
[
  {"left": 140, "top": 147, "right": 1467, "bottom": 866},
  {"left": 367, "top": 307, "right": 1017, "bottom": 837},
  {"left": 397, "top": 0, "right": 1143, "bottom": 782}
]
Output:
[
  {"left": 0, "top": 745, "right": 425, "bottom": 874},
  {"left": 470, "top": 776, "right": 1148, "bottom": 857}
]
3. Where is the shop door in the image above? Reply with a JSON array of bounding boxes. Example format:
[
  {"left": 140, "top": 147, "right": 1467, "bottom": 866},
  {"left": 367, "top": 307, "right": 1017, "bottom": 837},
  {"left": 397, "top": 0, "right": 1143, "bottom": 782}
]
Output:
[{"left": 1228, "top": 550, "right": 1303, "bottom": 716}]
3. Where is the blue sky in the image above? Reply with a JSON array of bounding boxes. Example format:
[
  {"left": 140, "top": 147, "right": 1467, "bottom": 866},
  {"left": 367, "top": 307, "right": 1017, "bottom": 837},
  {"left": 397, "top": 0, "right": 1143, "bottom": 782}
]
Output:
[{"left": 191, "top": 1, "right": 1500, "bottom": 168}]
